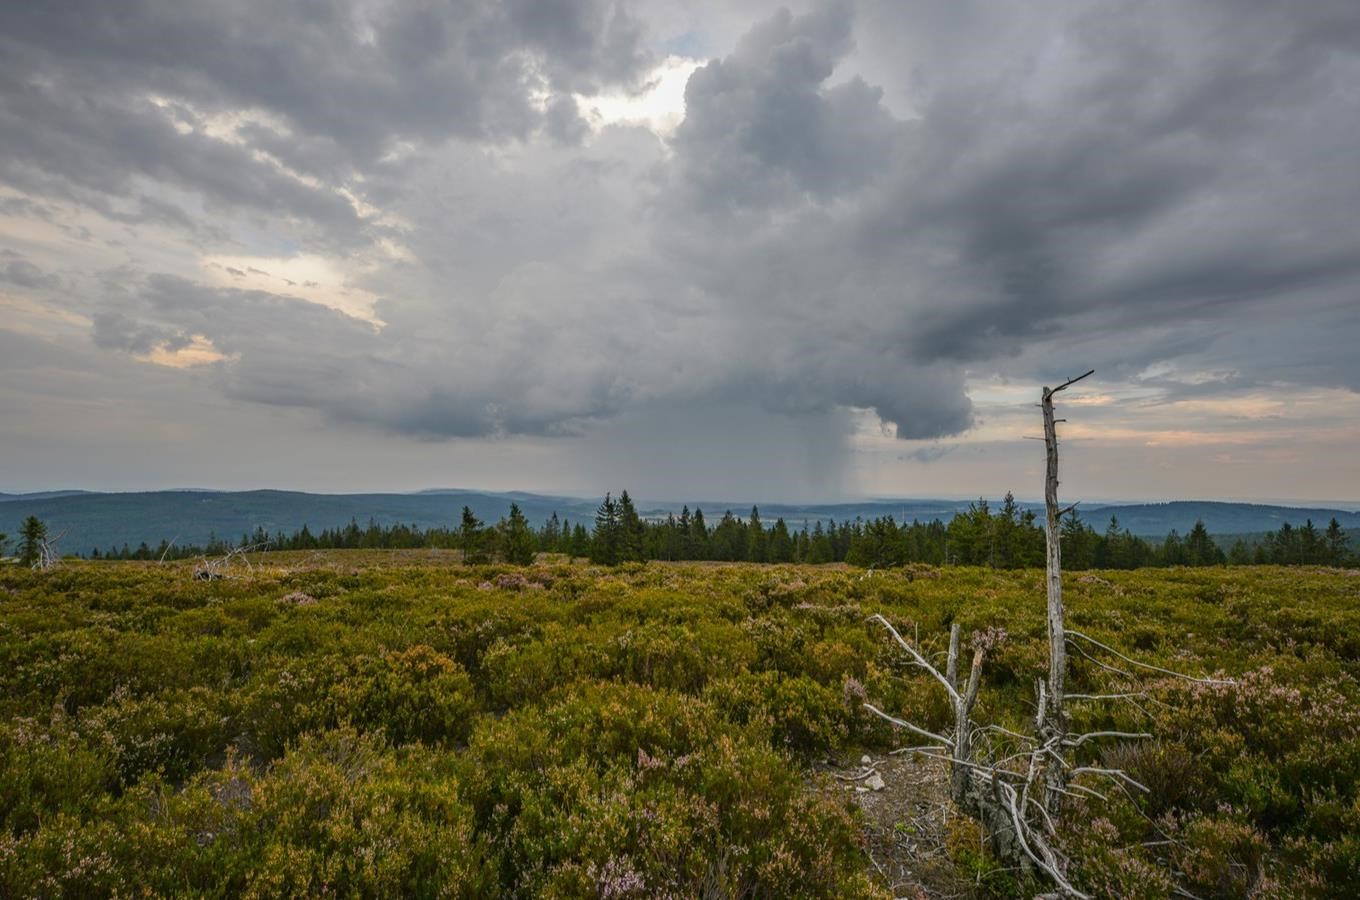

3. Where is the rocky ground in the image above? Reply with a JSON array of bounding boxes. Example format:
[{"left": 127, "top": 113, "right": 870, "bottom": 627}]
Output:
[{"left": 815, "top": 752, "right": 985, "bottom": 899}]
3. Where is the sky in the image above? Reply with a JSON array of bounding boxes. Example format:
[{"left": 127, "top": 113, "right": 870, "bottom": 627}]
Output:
[{"left": 2, "top": 0, "right": 1359, "bottom": 504}]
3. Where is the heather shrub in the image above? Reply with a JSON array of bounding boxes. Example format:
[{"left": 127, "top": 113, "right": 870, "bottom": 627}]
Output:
[
  {"left": 236, "top": 654, "right": 353, "bottom": 758},
  {"left": 704, "top": 671, "right": 849, "bottom": 757},
  {"left": 0, "top": 729, "right": 494, "bottom": 898},
  {"left": 1062, "top": 814, "right": 1176, "bottom": 900},
  {"left": 457, "top": 683, "right": 880, "bottom": 898},
  {"left": 0, "top": 718, "right": 117, "bottom": 833},
  {"left": 480, "top": 623, "right": 618, "bottom": 706},
  {"left": 339, "top": 644, "right": 478, "bottom": 746},
  {"left": 81, "top": 685, "right": 232, "bottom": 786},
  {"left": 1101, "top": 740, "right": 1202, "bottom": 816}
]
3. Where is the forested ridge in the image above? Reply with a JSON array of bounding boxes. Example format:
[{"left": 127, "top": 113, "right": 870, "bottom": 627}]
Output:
[{"left": 78, "top": 490, "right": 1356, "bottom": 569}]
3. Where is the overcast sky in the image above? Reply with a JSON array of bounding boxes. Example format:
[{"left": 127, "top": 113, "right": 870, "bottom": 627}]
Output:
[{"left": 3, "top": 0, "right": 1358, "bottom": 503}]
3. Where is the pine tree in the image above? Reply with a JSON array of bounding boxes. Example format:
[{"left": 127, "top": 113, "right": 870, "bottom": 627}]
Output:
[
  {"left": 1324, "top": 518, "right": 1349, "bottom": 566},
  {"left": 768, "top": 517, "right": 793, "bottom": 562},
  {"left": 689, "top": 508, "right": 709, "bottom": 558},
  {"left": 540, "top": 512, "right": 562, "bottom": 553},
  {"left": 570, "top": 523, "right": 591, "bottom": 559},
  {"left": 807, "top": 521, "right": 833, "bottom": 564},
  {"left": 677, "top": 506, "right": 693, "bottom": 559},
  {"left": 711, "top": 512, "right": 742, "bottom": 561},
  {"left": 617, "top": 491, "right": 644, "bottom": 562},
  {"left": 19, "top": 516, "right": 47, "bottom": 568},
  {"left": 1059, "top": 511, "right": 1096, "bottom": 570},
  {"left": 592, "top": 493, "right": 620, "bottom": 565},
  {"left": 459, "top": 506, "right": 488, "bottom": 565},
  {"left": 1098, "top": 516, "right": 1123, "bottom": 568},
  {"left": 997, "top": 492, "right": 1021, "bottom": 568},
  {"left": 746, "top": 506, "right": 767, "bottom": 562},
  {"left": 501, "top": 503, "right": 536, "bottom": 565},
  {"left": 1162, "top": 530, "right": 1186, "bottom": 566},
  {"left": 1184, "top": 520, "right": 1222, "bottom": 566}
]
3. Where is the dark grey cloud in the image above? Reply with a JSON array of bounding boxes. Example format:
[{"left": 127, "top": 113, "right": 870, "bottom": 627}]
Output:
[
  {"left": 0, "top": 0, "right": 653, "bottom": 248},
  {"left": 87, "top": 270, "right": 638, "bottom": 439},
  {"left": 673, "top": 1, "right": 901, "bottom": 210},
  {"left": 899, "top": 445, "right": 953, "bottom": 464},
  {"left": 852, "top": 0, "right": 1360, "bottom": 374},
  {"left": 1, "top": 258, "right": 59, "bottom": 290},
  {"left": 0, "top": 69, "right": 369, "bottom": 248},
  {"left": 0, "top": 0, "right": 652, "bottom": 154}
]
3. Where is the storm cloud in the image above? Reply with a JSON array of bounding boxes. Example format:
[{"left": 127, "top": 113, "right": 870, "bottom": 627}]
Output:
[{"left": 2, "top": 0, "right": 1358, "bottom": 499}]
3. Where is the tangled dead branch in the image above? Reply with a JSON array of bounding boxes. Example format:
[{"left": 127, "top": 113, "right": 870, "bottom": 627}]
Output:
[{"left": 193, "top": 542, "right": 270, "bottom": 580}]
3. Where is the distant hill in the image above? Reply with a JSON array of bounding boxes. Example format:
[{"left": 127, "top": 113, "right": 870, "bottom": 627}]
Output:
[
  {"left": 0, "top": 490, "right": 93, "bottom": 503},
  {"left": 1076, "top": 501, "right": 1360, "bottom": 538},
  {"left": 0, "top": 490, "right": 602, "bottom": 555},
  {"left": 2, "top": 491, "right": 1357, "bottom": 556}
]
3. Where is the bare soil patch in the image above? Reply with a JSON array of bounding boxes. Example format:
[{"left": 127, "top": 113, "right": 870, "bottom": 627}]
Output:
[{"left": 815, "top": 752, "right": 982, "bottom": 899}]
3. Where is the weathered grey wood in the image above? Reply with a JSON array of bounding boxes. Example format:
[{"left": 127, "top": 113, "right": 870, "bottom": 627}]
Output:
[
  {"left": 1038, "top": 369, "right": 1091, "bottom": 813},
  {"left": 946, "top": 623, "right": 961, "bottom": 691}
]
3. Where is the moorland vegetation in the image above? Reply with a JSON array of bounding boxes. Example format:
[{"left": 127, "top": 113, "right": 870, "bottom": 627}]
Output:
[{"left": 2, "top": 557, "right": 1357, "bottom": 896}]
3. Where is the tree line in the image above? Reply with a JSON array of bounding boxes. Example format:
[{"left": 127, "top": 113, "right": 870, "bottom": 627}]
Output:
[{"left": 59, "top": 490, "right": 1354, "bottom": 570}]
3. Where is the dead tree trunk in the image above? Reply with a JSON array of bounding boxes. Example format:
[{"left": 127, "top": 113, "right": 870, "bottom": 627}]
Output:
[
  {"left": 864, "top": 370, "right": 1231, "bottom": 897},
  {"left": 1038, "top": 369, "right": 1092, "bottom": 814}
]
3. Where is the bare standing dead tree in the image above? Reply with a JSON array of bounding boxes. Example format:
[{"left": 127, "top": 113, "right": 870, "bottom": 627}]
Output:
[
  {"left": 864, "top": 371, "right": 1231, "bottom": 897},
  {"left": 1038, "top": 368, "right": 1093, "bottom": 814},
  {"left": 35, "top": 529, "right": 66, "bottom": 571}
]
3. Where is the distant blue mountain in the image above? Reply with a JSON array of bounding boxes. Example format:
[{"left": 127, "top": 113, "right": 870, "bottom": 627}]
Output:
[
  {"left": 0, "top": 490, "right": 599, "bottom": 555},
  {"left": 0, "top": 490, "right": 93, "bottom": 503},
  {"left": 1, "top": 490, "right": 1357, "bottom": 556},
  {"left": 1072, "top": 501, "right": 1360, "bottom": 539}
]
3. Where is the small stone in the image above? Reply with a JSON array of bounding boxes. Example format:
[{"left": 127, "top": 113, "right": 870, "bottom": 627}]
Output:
[
  {"left": 854, "top": 786, "right": 869, "bottom": 793},
  {"left": 866, "top": 773, "right": 886, "bottom": 791},
  {"left": 860, "top": 754, "right": 872, "bottom": 765}
]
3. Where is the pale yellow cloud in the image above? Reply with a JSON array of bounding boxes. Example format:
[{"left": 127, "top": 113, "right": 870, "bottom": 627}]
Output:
[
  {"left": 134, "top": 334, "right": 233, "bottom": 369},
  {"left": 199, "top": 254, "right": 385, "bottom": 325}
]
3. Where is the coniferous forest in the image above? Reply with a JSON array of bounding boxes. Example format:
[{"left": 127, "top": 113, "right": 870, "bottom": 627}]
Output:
[{"left": 83, "top": 491, "right": 1355, "bottom": 570}]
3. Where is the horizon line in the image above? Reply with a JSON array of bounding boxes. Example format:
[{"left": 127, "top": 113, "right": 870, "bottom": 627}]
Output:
[{"left": 3, "top": 486, "right": 1359, "bottom": 512}]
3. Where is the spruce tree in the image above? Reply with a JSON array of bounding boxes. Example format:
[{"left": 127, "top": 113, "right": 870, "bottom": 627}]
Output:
[
  {"left": 592, "top": 493, "right": 620, "bottom": 565},
  {"left": 689, "top": 508, "right": 709, "bottom": 558},
  {"left": 746, "top": 506, "right": 768, "bottom": 562},
  {"left": 19, "top": 516, "right": 47, "bottom": 568},
  {"left": 1059, "top": 512, "right": 1096, "bottom": 570},
  {"left": 1324, "top": 518, "right": 1349, "bottom": 566},
  {"left": 678, "top": 506, "right": 692, "bottom": 559},
  {"left": 502, "top": 503, "right": 536, "bottom": 565},
  {"left": 617, "top": 491, "right": 644, "bottom": 562},
  {"left": 570, "top": 523, "right": 591, "bottom": 559},
  {"left": 541, "top": 512, "right": 561, "bottom": 553},
  {"left": 1185, "top": 520, "right": 1221, "bottom": 566},
  {"left": 769, "top": 517, "right": 793, "bottom": 562},
  {"left": 807, "top": 521, "right": 833, "bottom": 564},
  {"left": 459, "top": 506, "right": 488, "bottom": 564}
]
